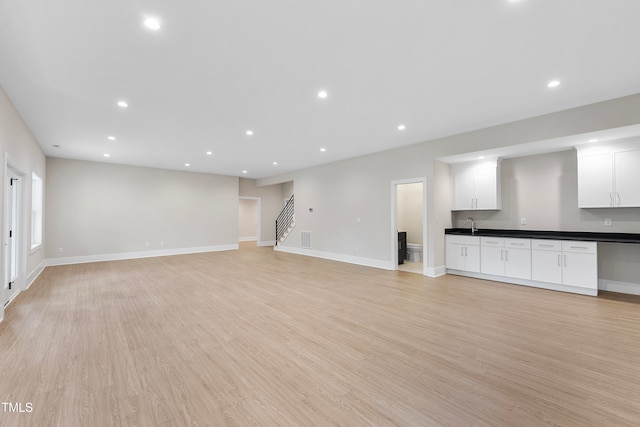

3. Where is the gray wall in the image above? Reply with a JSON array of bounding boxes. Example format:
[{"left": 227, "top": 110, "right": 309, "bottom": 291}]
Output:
[
  {"left": 45, "top": 158, "right": 239, "bottom": 259},
  {"left": 0, "top": 87, "right": 47, "bottom": 273},
  {"left": 238, "top": 178, "right": 284, "bottom": 244},
  {"left": 259, "top": 93, "right": 640, "bottom": 274}
]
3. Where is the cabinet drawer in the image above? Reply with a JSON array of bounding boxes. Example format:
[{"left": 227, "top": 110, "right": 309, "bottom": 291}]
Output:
[
  {"left": 532, "top": 240, "right": 561, "bottom": 251},
  {"left": 505, "top": 238, "right": 530, "bottom": 249},
  {"left": 447, "top": 235, "right": 480, "bottom": 245},
  {"left": 562, "top": 241, "right": 597, "bottom": 254},
  {"left": 481, "top": 237, "right": 504, "bottom": 247}
]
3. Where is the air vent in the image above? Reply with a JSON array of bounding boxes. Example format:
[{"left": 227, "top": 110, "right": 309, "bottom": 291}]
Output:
[{"left": 301, "top": 231, "right": 312, "bottom": 249}]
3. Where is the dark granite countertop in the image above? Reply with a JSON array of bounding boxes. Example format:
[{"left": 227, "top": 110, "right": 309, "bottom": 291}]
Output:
[{"left": 445, "top": 228, "right": 640, "bottom": 244}]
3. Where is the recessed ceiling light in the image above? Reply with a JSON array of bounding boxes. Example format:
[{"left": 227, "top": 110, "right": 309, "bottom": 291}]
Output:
[
  {"left": 246, "top": 130, "right": 254, "bottom": 136},
  {"left": 397, "top": 124, "right": 406, "bottom": 131},
  {"left": 108, "top": 136, "right": 116, "bottom": 141},
  {"left": 318, "top": 90, "right": 328, "bottom": 99},
  {"left": 547, "top": 80, "right": 560, "bottom": 88},
  {"left": 478, "top": 156, "right": 486, "bottom": 160},
  {"left": 273, "top": 161, "right": 278, "bottom": 165},
  {"left": 117, "top": 101, "right": 128, "bottom": 108},
  {"left": 320, "top": 147, "right": 326, "bottom": 152},
  {"left": 206, "top": 151, "right": 213, "bottom": 155},
  {"left": 184, "top": 163, "right": 191, "bottom": 167},
  {"left": 144, "top": 17, "right": 161, "bottom": 31},
  {"left": 242, "top": 170, "right": 248, "bottom": 174},
  {"left": 588, "top": 138, "right": 599, "bottom": 143},
  {"left": 103, "top": 153, "right": 110, "bottom": 158}
]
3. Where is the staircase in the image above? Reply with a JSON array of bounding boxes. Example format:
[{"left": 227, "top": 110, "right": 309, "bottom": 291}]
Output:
[{"left": 276, "top": 195, "right": 295, "bottom": 246}]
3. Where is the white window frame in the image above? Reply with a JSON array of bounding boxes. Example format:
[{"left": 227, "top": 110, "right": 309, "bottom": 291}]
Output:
[{"left": 31, "top": 172, "right": 43, "bottom": 251}]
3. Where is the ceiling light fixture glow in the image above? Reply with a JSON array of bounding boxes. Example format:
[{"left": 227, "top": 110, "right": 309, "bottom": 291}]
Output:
[
  {"left": 206, "top": 151, "right": 213, "bottom": 155},
  {"left": 242, "top": 170, "right": 248, "bottom": 174},
  {"left": 103, "top": 153, "right": 110, "bottom": 158},
  {"left": 273, "top": 162, "right": 278, "bottom": 165},
  {"left": 547, "top": 80, "right": 560, "bottom": 88},
  {"left": 397, "top": 124, "right": 406, "bottom": 131},
  {"left": 246, "top": 130, "right": 254, "bottom": 136},
  {"left": 107, "top": 136, "right": 116, "bottom": 141},
  {"left": 185, "top": 163, "right": 190, "bottom": 167},
  {"left": 320, "top": 147, "right": 326, "bottom": 152},
  {"left": 117, "top": 101, "right": 128, "bottom": 108},
  {"left": 588, "top": 138, "right": 599, "bottom": 143},
  {"left": 144, "top": 17, "right": 161, "bottom": 31},
  {"left": 318, "top": 90, "right": 328, "bottom": 99}
]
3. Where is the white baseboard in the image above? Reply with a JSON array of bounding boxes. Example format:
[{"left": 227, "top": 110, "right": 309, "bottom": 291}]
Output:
[
  {"left": 26, "top": 260, "right": 47, "bottom": 289},
  {"left": 258, "top": 240, "right": 276, "bottom": 247},
  {"left": 426, "top": 265, "right": 447, "bottom": 278},
  {"left": 45, "top": 244, "right": 239, "bottom": 267},
  {"left": 275, "top": 245, "right": 394, "bottom": 270},
  {"left": 599, "top": 279, "right": 640, "bottom": 296},
  {"left": 239, "top": 237, "right": 257, "bottom": 242}
]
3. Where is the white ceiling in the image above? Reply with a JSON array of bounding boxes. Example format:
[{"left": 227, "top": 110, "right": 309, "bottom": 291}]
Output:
[{"left": 2, "top": 0, "right": 640, "bottom": 179}]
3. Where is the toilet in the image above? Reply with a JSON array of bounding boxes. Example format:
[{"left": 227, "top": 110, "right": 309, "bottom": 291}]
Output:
[{"left": 406, "top": 243, "right": 423, "bottom": 262}]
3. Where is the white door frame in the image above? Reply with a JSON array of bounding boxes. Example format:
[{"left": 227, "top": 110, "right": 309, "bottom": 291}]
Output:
[
  {"left": 390, "top": 177, "right": 428, "bottom": 275},
  {"left": 3, "top": 152, "right": 28, "bottom": 311},
  {"left": 239, "top": 196, "right": 262, "bottom": 246}
]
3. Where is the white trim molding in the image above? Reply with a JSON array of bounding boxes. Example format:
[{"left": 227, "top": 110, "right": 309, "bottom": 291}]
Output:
[
  {"left": 259, "top": 240, "right": 276, "bottom": 247},
  {"left": 275, "top": 245, "right": 394, "bottom": 271},
  {"left": 426, "top": 265, "right": 447, "bottom": 278},
  {"left": 599, "top": 279, "right": 640, "bottom": 296},
  {"left": 45, "top": 244, "right": 239, "bottom": 267},
  {"left": 26, "top": 260, "right": 46, "bottom": 289},
  {"left": 239, "top": 237, "right": 258, "bottom": 242}
]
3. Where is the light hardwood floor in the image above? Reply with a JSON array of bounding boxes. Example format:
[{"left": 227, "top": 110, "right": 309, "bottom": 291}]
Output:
[{"left": 1, "top": 243, "right": 640, "bottom": 426}]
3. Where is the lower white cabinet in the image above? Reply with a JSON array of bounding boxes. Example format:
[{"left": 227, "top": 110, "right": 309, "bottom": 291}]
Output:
[
  {"left": 480, "top": 237, "right": 531, "bottom": 280},
  {"left": 447, "top": 234, "right": 598, "bottom": 295},
  {"left": 446, "top": 235, "right": 480, "bottom": 273},
  {"left": 531, "top": 240, "right": 598, "bottom": 290}
]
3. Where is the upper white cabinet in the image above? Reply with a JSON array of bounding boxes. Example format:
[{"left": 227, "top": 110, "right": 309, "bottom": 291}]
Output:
[
  {"left": 451, "top": 159, "right": 501, "bottom": 211},
  {"left": 577, "top": 142, "right": 640, "bottom": 208}
]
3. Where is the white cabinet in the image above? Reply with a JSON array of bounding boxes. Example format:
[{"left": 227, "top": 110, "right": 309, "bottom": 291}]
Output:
[
  {"left": 577, "top": 144, "right": 640, "bottom": 208},
  {"left": 561, "top": 241, "right": 598, "bottom": 289},
  {"left": 531, "top": 240, "right": 562, "bottom": 283},
  {"left": 446, "top": 235, "right": 480, "bottom": 272},
  {"left": 480, "top": 237, "right": 531, "bottom": 280},
  {"left": 531, "top": 240, "right": 597, "bottom": 291},
  {"left": 451, "top": 160, "right": 501, "bottom": 211}
]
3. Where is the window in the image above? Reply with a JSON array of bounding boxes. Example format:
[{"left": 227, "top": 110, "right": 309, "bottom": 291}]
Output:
[{"left": 31, "top": 172, "right": 43, "bottom": 250}]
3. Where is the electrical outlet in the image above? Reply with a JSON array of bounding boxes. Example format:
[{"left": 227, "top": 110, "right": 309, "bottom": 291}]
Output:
[
  {"left": 58, "top": 247, "right": 63, "bottom": 254},
  {"left": 604, "top": 218, "right": 612, "bottom": 226},
  {"left": 520, "top": 218, "right": 527, "bottom": 225}
]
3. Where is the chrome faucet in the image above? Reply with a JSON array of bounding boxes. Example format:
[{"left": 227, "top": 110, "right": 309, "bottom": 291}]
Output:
[{"left": 467, "top": 217, "right": 477, "bottom": 235}]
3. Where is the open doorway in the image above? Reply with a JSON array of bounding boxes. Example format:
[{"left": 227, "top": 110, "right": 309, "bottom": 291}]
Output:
[
  {"left": 239, "top": 197, "right": 260, "bottom": 246},
  {"left": 391, "top": 178, "right": 427, "bottom": 275}
]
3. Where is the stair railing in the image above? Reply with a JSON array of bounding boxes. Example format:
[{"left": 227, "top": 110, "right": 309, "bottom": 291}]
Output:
[{"left": 276, "top": 195, "right": 294, "bottom": 245}]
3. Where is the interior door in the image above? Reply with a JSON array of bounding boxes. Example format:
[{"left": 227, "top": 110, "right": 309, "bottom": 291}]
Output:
[{"left": 4, "top": 169, "right": 19, "bottom": 305}]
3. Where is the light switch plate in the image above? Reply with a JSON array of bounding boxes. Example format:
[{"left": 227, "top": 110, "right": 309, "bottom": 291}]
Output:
[{"left": 604, "top": 218, "right": 612, "bottom": 226}]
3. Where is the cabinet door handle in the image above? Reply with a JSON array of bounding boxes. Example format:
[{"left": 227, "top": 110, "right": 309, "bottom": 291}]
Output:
[
  {"left": 557, "top": 254, "right": 561, "bottom": 267},
  {"left": 475, "top": 198, "right": 478, "bottom": 209},
  {"left": 609, "top": 193, "right": 613, "bottom": 207},
  {"left": 471, "top": 198, "right": 474, "bottom": 209},
  {"left": 540, "top": 244, "right": 554, "bottom": 248},
  {"left": 505, "top": 250, "right": 509, "bottom": 261},
  {"left": 461, "top": 246, "right": 464, "bottom": 256},
  {"left": 465, "top": 247, "right": 468, "bottom": 257},
  {"left": 563, "top": 255, "right": 567, "bottom": 267},
  {"left": 500, "top": 250, "right": 503, "bottom": 261},
  {"left": 617, "top": 192, "right": 621, "bottom": 206}
]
